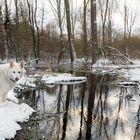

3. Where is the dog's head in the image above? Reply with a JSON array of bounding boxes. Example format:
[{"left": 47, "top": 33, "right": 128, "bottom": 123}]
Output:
[{"left": 9, "top": 61, "right": 25, "bottom": 82}]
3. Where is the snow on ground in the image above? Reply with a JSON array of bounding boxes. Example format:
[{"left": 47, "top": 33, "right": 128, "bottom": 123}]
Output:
[
  {"left": 125, "top": 68, "right": 140, "bottom": 81},
  {"left": 92, "top": 58, "right": 140, "bottom": 82},
  {"left": 0, "top": 74, "right": 36, "bottom": 140},
  {"left": 0, "top": 90, "right": 35, "bottom": 140}
]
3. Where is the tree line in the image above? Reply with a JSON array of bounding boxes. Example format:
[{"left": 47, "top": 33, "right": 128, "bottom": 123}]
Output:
[{"left": 0, "top": 0, "right": 139, "bottom": 64}]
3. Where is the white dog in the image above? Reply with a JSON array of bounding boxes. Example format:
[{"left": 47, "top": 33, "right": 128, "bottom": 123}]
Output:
[{"left": 0, "top": 61, "right": 25, "bottom": 103}]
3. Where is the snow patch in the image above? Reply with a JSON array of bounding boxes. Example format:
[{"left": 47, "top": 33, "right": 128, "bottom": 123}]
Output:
[
  {"left": 0, "top": 90, "right": 35, "bottom": 139},
  {"left": 7, "top": 89, "right": 19, "bottom": 103},
  {"left": 41, "top": 73, "right": 87, "bottom": 85}
]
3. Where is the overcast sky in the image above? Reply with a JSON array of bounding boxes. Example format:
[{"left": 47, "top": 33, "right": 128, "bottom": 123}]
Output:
[
  {"left": 38, "top": 0, "right": 140, "bottom": 32},
  {"left": 113, "top": 0, "right": 140, "bottom": 31}
]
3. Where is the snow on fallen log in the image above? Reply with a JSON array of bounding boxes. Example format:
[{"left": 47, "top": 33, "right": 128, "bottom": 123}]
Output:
[
  {"left": 41, "top": 73, "right": 87, "bottom": 85},
  {"left": 14, "top": 73, "right": 87, "bottom": 90},
  {"left": 114, "top": 81, "right": 139, "bottom": 87}
]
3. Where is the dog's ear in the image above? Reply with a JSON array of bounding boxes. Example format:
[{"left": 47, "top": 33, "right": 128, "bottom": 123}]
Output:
[
  {"left": 20, "top": 61, "right": 24, "bottom": 68},
  {"left": 10, "top": 62, "right": 14, "bottom": 68}
]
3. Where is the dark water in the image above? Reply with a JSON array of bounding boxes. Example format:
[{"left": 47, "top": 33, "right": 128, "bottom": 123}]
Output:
[{"left": 15, "top": 73, "right": 140, "bottom": 140}]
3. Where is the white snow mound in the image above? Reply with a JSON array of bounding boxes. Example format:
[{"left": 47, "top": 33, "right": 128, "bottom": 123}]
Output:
[{"left": 0, "top": 100, "right": 35, "bottom": 139}]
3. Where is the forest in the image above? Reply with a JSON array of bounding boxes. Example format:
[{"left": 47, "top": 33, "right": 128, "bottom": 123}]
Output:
[
  {"left": 0, "top": 0, "right": 139, "bottom": 64},
  {"left": 0, "top": 0, "right": 140, "bottom": 140}
]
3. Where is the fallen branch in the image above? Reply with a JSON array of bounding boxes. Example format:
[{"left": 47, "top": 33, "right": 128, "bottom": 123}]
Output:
[
  {"left": 105, "top": 46, "right": 134, "bottom": 64},
  {"left": 25, "top": 58, "right": 40, "bottom": 65}
]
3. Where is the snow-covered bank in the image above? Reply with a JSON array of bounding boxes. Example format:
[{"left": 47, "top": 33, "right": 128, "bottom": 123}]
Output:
[
  {"left": 92, "top": 58, "right": 140, "bottom": 80},
  {"left": 0, "top": 90, "right": 35, "bottom": 140}
]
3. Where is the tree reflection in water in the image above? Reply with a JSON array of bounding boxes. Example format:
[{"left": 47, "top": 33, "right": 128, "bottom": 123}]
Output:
[{"left": 15, "top": 74, "right": 140, "bottom": 140}]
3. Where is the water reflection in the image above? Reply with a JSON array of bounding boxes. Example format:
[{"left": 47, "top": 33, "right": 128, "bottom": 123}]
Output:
[{"left": 15, "top": 74, "right": 140, "bottom": 140}]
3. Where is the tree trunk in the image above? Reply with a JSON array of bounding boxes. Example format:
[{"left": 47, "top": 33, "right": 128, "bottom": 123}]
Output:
[
  {"left": 102, "top": 0, "right": 109, "bottom": 46},
  {"left": 34, "top": 0, "right": 40, "bottom": 61},
  {"left": 15, "top": 0, "right": 21, "bottom": 61},
  {"left": 56, "top": 0, "right": 64, "bottom": 64},
  {"left": 107, "top": 5, "right": 112, "bottom": 46},
  {"left": 26, "top": 0, "right": 38, "bottom": 60},
  {"left": 64, "top": 0, "right": 76, "bottom": 63},
  {"left": 98, "top": 0, "right": 109, "bottom": 50},
  {"left": 83, "top": 0, "right": 88, "bottom": 59},
  {"left": 4, "top": 0, "right": 15, "bottom": 60},
  {"left": 124, "top": 0, "right": 128, "bottom": 57},
  {"left": 90, "top": 0, "right": 97, "bottom": 64},
  {"left": 0, "top": 6, "right": 5, "bottom": 60}
]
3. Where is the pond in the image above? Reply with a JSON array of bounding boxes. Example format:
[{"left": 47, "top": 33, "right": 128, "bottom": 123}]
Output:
[{"left": 14, "top": 71, "right": 140, "bottom": 140}]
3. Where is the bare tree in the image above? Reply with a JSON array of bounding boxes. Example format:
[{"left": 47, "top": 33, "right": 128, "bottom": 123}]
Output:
[
  {"left": 70, "top": 0, "right": 82, "bottom": 43},
  {"left": 26, "top": 0, "right": 37, "bottom": 59},
  {"left": 107, "top": 1, "right": 113, "bottom": 46},
  {"left": 98, "top": 0, "right": 109, "bottom": 47},
  {"left": 14, "top": 0, "right": 21, "bottom": 61},
  {"left": 64, "top": 0, "right": 77, "bottom": 62},
  {"left": 26, "top": 0, "right": 40, "bottom": 62},
  {"left": 49, "top": 0, "right": 65, "bottom": 64},
  {"left": 116, "top": 0, "right": 137, "bottom": 56},
  {"left": 123, "top": 0, "right": 136, "bottom": 38},
  {"left": 19, "top": 1, "right": 28, "bottom": 22},
  {"left": 34, "top": 0, "right": 40, "bottom": 60},
  {"left": 90, "top": 0, "right": 97, "bottom": 64},
  {"left": 41, "top": 2, "right": 44, "bottom": 33},
  {"left": 0, "top": 4, "right": 6, "bottom": 60},
  {"left": 123, "top": 0, "right": 127, "bottom": 39},
  {"left": 26, "top": 0, "right": 36, "bottom": 59},
  {"left": 82, "top": 0, "right": 89, "bottom": 59},
  {"left": 4, "top": 0, "right": 15, "bottom": 60}
]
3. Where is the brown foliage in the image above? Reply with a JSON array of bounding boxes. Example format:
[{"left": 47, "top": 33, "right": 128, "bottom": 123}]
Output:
[{"left": 112, "top": 36, "right": 140, "bottom": 59}]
